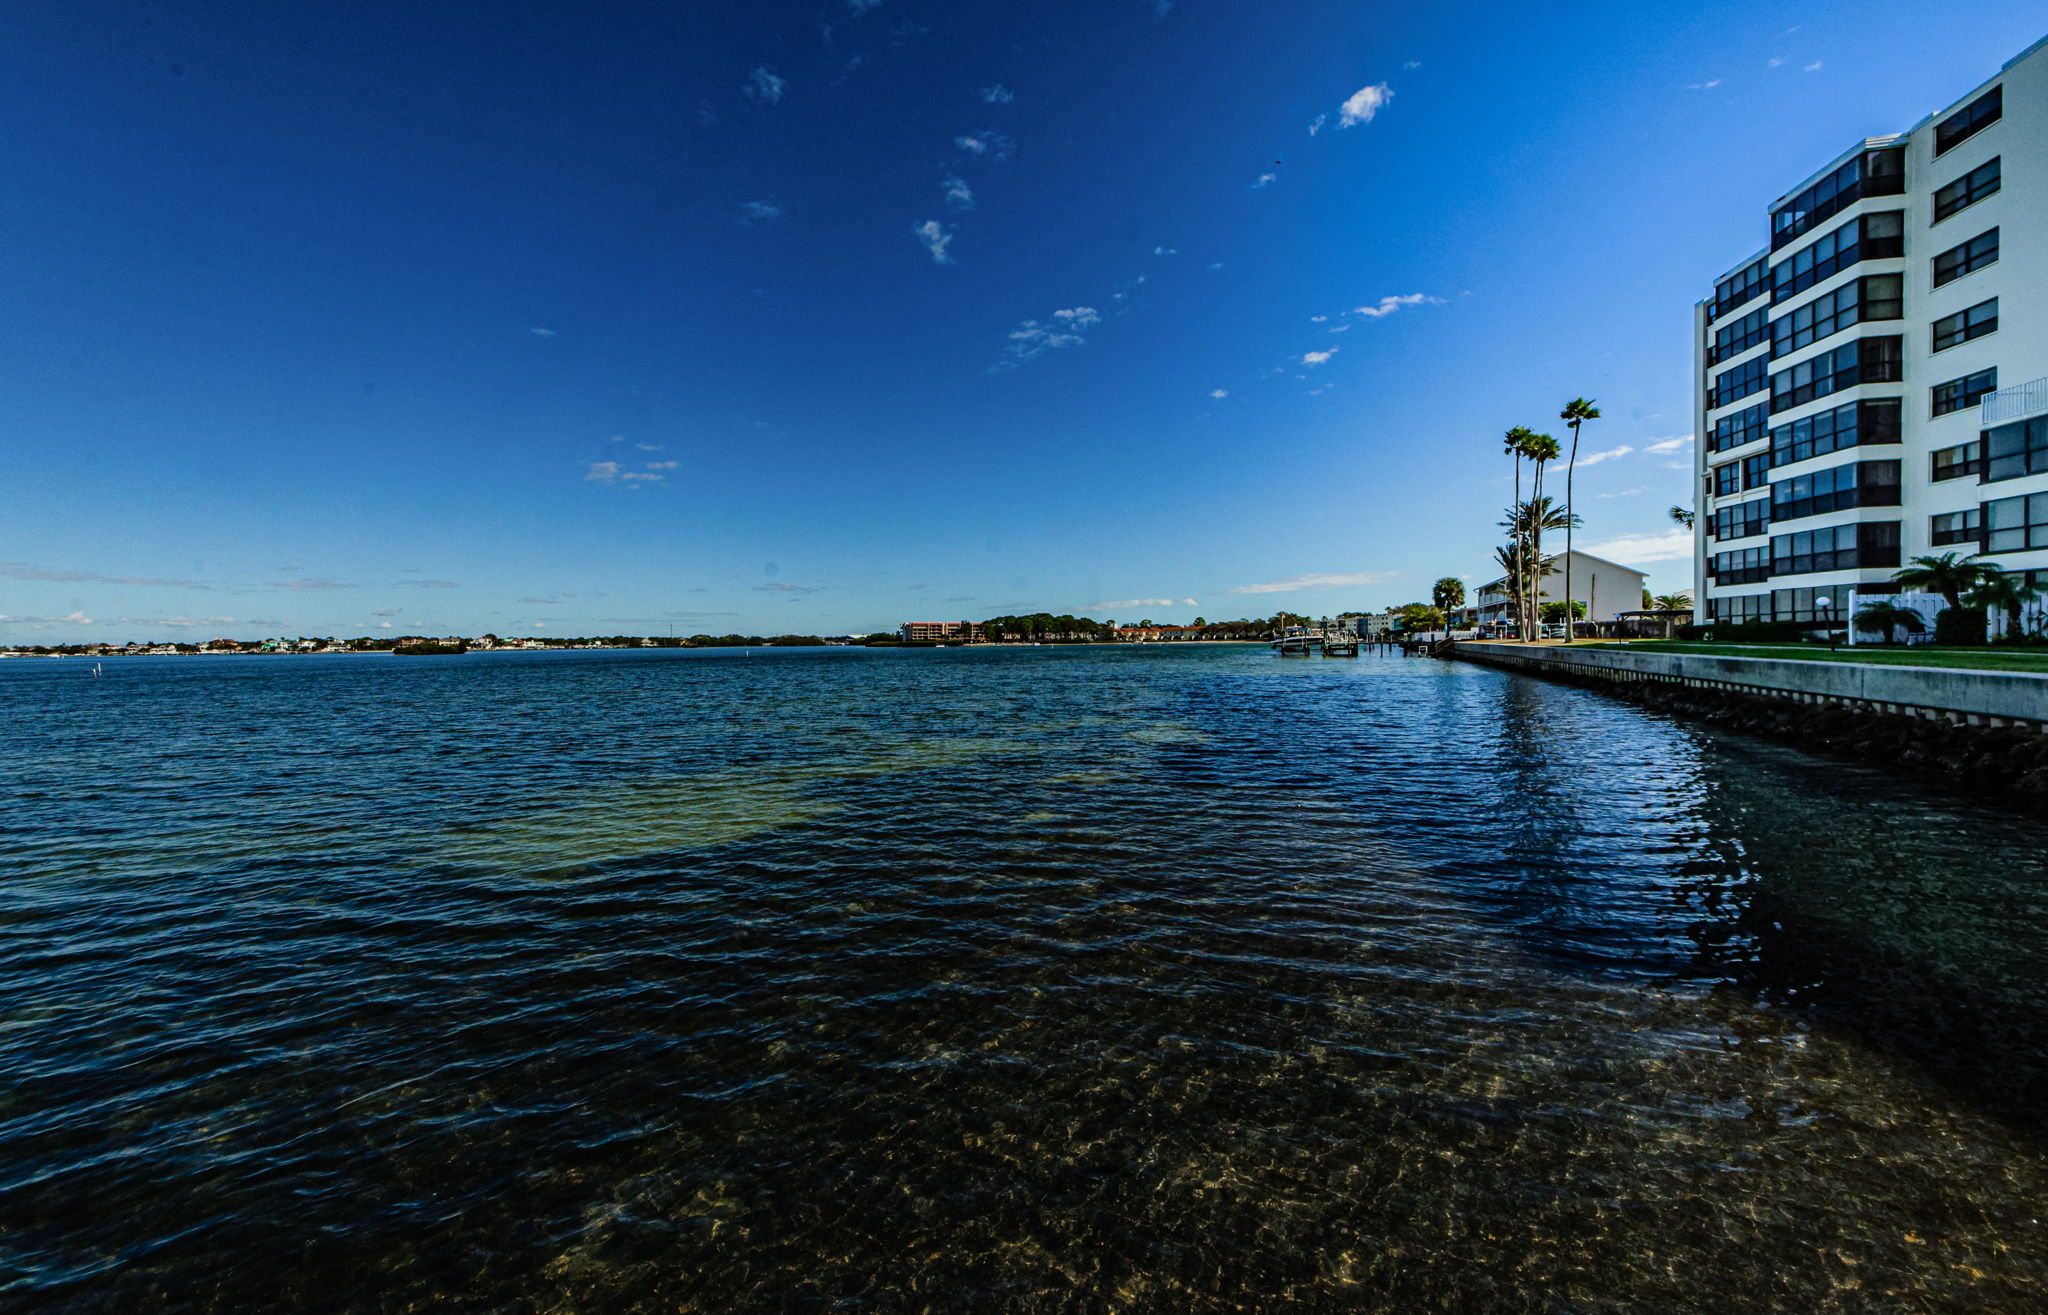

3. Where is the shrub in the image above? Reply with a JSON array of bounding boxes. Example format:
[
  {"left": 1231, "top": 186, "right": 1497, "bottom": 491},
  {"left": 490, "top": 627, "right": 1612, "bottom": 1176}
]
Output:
[{"left": 1933, "top": 607, "right": 1987, "bottom": 647}]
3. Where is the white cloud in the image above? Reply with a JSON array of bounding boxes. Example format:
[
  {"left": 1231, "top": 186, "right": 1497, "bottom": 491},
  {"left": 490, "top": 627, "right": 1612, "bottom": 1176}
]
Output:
[
  {"left": 942, "top": 176, "right": 974, "bottom": 211},
  {"left": 981, "top": 84, "right": 1013, "bottom": 103},
  {"left": 1575, "top": 444, "right": 1635, "bottom": 466},
  {"left": 1403, "top": 60, "right": 1421, "bottom": 70},
  {"left": 1088, "top": 597, "right": 1182, "bottom": 611},
  {"left": 0, "top": 562, "right": 207, "bottom": 587},
  {"left": 1224, "top": 571, "right": 1398, "bottom": 595},
  {"left": 1307, "top": 113, "right": 1327, "bottom": 136},
  {"left": 586, "top": 461, "right": 623, "bottom": 482},
  {"left": 621, "top": 471, "right": 663, "bottom": 482},
  {"left": 1301, "top": 348, "right": 1338, "bottom": 365},
  {"left": 113, "top": 614, "right": 238, "bottom": 628},
  {"left": 744, "top": 67, "right": 786, "bottom": 104},
  {"left": 997, "top": 306, "right": 1101, "bottom": 368},
  {"left": 1686, "top": 79, "right": 1723, "bottom": 90},
  {"left": 954, "top": 132, "right": 1015, "bottom": 161},
  {"left": 913, "top": 219, "right": 955, "bottom": 264},
  {"left": 1596, "top": 488, "right": 1645, "bottom": 498},
  {"left": 739, "top": 200, "right": 783, "bottom": 221},
  {"left": 1643, "top": 435, "right": 1693, "bottom": 453},
  {"left": 1154, "top": 246, "right": 1177, "bottom": 255},
  {"left": 372, "top": 607, "right": 398, "bottom": 616},
  {"left": 1804, "top": 61, "right": 1823, "bottom": 73},
  {"left": 1767, "top": 56, "right": 1786, "bottom": 69},
  {"left": 1252, "top": 172, "right": 1276, "bottom": 189},
  {"left": 1579, "top": 529, "right": 1695, "bottom": 564},
  {"left": 52, "top": 610, "right": 94, "bottom": 624},
  {"left": 1352, "top": 293, "right": 1441, "bottom": 318},
  {"left": 1209, "top": 389, "right": 1228, "bottom": 398},
  {"left": 1309, "top": 315, "right": 1328, "bottom": 322},
  {"left": 635, "top": 443, "right": 662, "bottom": 451},
  {"left": 273, "top": 578, "right": 351, "bottom": 590},
  {"left": 377, "top": 621, "right": 393, "bottom": 629},
  {"left": 529, "top": 327, "right": 556, "bottom": 337},
  {"left": 1207, "top": 262, "right": 1223, "bottom": 270},
  {"left": 1337, "top": 82, "right": 1392, "bottom": 127}
]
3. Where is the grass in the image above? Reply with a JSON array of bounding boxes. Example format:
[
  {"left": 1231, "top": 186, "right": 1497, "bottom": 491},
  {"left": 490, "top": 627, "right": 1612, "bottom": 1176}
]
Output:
[{"left": 1577, "top": 639, "right": 2048, "bottom": 674}]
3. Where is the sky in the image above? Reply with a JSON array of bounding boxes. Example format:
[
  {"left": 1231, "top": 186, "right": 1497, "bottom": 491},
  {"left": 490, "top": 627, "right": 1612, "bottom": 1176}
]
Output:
[{"left": 5, "top": 0, "right": 2048, "bottom": 639}]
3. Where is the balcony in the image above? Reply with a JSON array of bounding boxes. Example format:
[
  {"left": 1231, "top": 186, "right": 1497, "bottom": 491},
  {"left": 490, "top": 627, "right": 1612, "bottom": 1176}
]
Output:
[{"left": 1981, "top": 375, "right": 2048, "bottom": 427}]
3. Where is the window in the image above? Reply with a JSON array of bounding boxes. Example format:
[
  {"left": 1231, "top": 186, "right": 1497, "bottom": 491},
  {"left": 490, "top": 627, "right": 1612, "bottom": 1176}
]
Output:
[
  {"left": 1934, "top": 86, "right": 2001, "bottom": 156},
  {"left": 1743, "top": 452, "right": 1772, "bottom": 490},
  {"left": 1931, "top": 368, "right": 1996, "bottom": 418},
  {"left": 1770, "top": 521, "right": 1900, "bottom": 575},
  {"left": 1931, "top": 508, "right": 1982, "bottom": 547},
  {"left": 1769, "top": 275, "right": 1902, "bottom": 356},
  {"left": 1712, "top": 463, "right": 1741, "bottom": 496},
  {"left": 1710, "top": 306, "right": 1768, "bottom": 363},
  {"left": 1772, "top": 585, "right": 1859, "bottom": 623},
  {"left": 1711, "top": 402, "right": 1770, "bottom": 452},
  {"left": 1771, "top": 212, "right": 1904, "bottom": 301},
  {"left": 1933, "top": 157, "right": 2000, "bottom": 222},
  {"left": 1931, "top": 298, "right": 1998, "bottom": 352},
  {"left": 1985, "top": 416, "right": 2048, "bottom": 482},
  {"left": 1933, "top": 228, "right": 1998, "bottom": 286},
  {"left": 1769, "top": 399, "right": 1901, "bottom": 467},
  {"left": 1770, "top": 460, "right": 1902, "bottom": 522},
  {"left": 1711, "top": 498, "right": 1771, "bottom": 542},
  {"left": 1711, "top": 547, "right": 1770, "bottom": 585},
  {"left": 1711, "top": 356, "right": 1769, "bottom": 409},
  {"left": 1770, "top": 336, "right": 1902, "bottom": 412},
  {"left": 1932, "top": 440, "right": 1983, "bottom": 481},
  {"left": 1708, "top": 593, "right": 1772, "bottom": 624},
  {"left": 1986, "top": 491, "right": 2048, "bottom": 553},
  {"left": 1713, "top": 256, "right": 1768, "bottom": 318},
  {"left": 1771, "top": 148, "right": 1906, "bottom": 249}
]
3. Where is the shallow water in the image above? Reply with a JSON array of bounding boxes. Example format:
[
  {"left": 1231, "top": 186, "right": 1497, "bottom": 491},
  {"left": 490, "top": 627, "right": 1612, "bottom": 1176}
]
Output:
[{"left": 3, "top": 645, "right": 2046, "bottom": 1311}]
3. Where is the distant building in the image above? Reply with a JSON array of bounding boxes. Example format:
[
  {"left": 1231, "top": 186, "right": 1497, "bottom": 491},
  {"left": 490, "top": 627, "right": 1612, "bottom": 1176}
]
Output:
[
  {"left": 898, "top": 620, "right": 985, "bottom": 642},
  {"left": 1116, "top": 624, "right": 1205, "bottom": 640},
  {"left": 1473, "top": 550, "right": 1648, "bottom": 627}
]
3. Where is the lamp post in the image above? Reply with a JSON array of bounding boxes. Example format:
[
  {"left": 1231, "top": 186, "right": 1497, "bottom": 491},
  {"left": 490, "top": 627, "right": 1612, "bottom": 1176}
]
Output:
[{"left": 1816, "top": 595, "right": 1835, "bottom": 650}]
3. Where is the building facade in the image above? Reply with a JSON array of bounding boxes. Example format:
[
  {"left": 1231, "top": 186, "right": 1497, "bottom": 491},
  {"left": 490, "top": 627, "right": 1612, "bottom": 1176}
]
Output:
[
  {"left": 1696, "top": 36, "right": 2048, "bottom": 626},
  {"left": 1472, "top": 550, "right": 1648, "bottom": 627},
  {"left": 897, "top": 621, "right": 985, "bottom": 642}
]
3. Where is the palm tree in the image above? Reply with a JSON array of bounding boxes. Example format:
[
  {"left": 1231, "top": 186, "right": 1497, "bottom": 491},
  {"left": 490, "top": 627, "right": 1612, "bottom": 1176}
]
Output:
[
  {"left": 1668, "top": 506, "right": 1696, "bottom": 530},
  {"left": 1522, "top": 432, "right": 1561, "bottom": 637},
  {"left": 1491, "top": 543, "right": 1527, "bottom": 632},
  {"left": 1503, "top": 427, "right": 1540, "bottom": 637},
  {"left": 1892, "top": 552, "right": 2002, "bottom": 610},
  {"left": 1651, "top": 592, "right": 1693, "bottom": 613},
  {"left": 1854, "top": 600, "right": 1927, "bottom": 645},
  {"left": 1432, "top": 576, "right": 1466, "bottom": 631},
  {"left": 1965, "top": 572, "right": 2040, "bottom": 639},
  {"left": 1558, "top": 398, "right": 1600, "bottom": 640}
]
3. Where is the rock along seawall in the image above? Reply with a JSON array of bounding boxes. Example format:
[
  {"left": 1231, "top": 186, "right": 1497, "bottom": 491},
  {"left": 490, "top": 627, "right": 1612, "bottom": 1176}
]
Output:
[{"left": 1447, "top": 642, "right": 2048, "bottom": 802}]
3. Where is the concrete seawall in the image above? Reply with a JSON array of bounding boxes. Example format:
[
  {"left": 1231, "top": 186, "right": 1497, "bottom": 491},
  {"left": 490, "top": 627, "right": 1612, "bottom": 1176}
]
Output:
[{"left": 1448, "top": 642, "right": 2048, "bottom": 730}]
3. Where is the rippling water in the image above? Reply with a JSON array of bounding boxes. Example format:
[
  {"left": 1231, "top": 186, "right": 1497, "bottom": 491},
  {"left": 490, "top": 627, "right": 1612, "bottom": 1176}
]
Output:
[{"left": 5, "top": 646, "right": 2047, "bottom": 1311}]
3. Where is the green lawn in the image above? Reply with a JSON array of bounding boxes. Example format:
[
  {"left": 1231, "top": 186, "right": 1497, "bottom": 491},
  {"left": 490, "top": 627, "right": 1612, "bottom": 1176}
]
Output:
[{"left": 1580, "top": 640, "right": 2048, "bottom": 674}]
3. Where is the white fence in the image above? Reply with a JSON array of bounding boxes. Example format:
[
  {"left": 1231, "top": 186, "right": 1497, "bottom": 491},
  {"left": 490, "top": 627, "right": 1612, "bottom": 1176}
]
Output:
[{"left": 1847, "top": 590, "right": 2047, "bottom": 643}]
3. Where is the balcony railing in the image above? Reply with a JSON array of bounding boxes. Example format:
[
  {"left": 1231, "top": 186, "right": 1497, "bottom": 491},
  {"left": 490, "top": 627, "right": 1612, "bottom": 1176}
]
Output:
[{"left": 1981, "top": 375, "right": 2048, "bottom": 426}]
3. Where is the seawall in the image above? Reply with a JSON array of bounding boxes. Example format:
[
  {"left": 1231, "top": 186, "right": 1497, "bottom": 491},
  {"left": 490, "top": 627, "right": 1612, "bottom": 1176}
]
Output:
[{"left": 1446, "top": 641, "right": 2048, "bottom": 799}]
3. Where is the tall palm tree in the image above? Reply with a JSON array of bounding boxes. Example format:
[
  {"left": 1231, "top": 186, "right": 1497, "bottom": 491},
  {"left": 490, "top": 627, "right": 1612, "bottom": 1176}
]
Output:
[
  {"left": 1558, "top": 398, "right": 1600, "bottom": 640},
  {"left": 1966, "top": 572, "right": 2040, "bottom": 639},
  {"left": 1668, "top": 506, "right": 1696, "bottom": 530},
  {"left": 1651, "top": 592, "right": 1693, "bottom": 613},
  {"left": 1432, "top": 576, "right": 1466, "bottom": 632},
  {"left": 1503, "top": 427, "right": 1539, "bottom": 637},
  {"left": 1892, "top": 552, "right": 2002, "bottom": 610},
  {"left": 1522, "top": 432, "right": 1561, "bottom": 637}
]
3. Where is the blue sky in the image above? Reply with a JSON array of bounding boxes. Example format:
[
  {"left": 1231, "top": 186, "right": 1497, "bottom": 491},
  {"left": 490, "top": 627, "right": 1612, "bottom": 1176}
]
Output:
[{"left": 5, "top": 0, "right": 2047, "bottom": 638}]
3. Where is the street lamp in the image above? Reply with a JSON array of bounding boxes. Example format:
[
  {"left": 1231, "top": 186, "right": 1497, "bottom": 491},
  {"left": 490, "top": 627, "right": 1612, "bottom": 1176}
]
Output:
[{"left": 1815, "top": 595, "right": 1835, "bottom": 649}]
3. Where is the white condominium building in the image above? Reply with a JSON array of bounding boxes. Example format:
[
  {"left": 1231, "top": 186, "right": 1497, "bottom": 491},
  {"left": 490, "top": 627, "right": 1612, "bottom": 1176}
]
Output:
[{"left": 1695, "top": 35, "right": 2048, "bottom": 625}]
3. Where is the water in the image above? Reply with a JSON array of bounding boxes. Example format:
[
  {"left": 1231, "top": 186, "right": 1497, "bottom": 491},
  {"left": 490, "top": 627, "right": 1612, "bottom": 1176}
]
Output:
[{"left": 4, "top": 645, "right": 2047, "bottom": 1312}]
